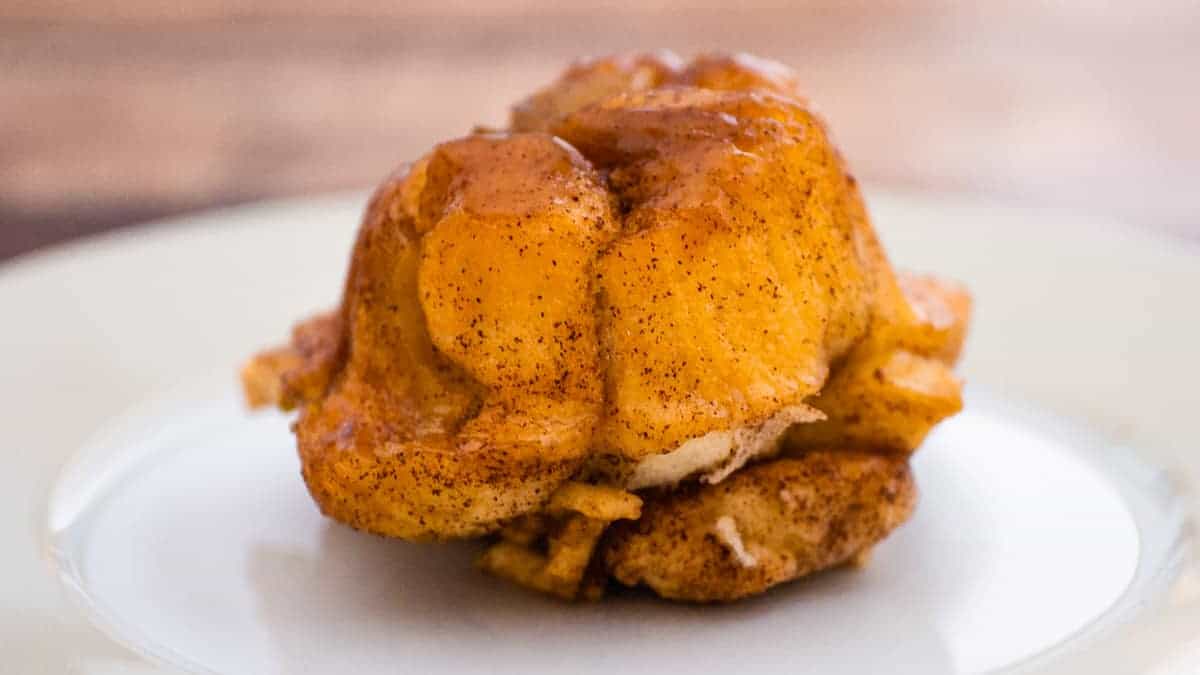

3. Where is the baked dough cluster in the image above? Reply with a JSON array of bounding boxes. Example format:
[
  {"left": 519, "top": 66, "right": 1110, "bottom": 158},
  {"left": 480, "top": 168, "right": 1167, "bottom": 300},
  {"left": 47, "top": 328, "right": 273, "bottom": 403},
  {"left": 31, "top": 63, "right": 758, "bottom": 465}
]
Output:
[{"left": 243, "top": 51, "right": 970, "bottom": 602}]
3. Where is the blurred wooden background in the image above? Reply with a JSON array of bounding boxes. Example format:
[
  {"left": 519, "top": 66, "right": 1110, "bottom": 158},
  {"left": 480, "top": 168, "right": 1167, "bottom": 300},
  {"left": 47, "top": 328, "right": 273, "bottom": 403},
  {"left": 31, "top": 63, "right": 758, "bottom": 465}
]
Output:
[{"left": 2, "top": 1, "right": 1199, "bottom": 260}]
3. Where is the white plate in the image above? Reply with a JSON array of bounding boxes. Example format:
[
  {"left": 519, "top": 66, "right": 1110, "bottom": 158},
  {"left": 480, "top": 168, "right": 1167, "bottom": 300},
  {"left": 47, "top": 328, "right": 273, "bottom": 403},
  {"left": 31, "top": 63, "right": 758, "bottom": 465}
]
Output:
[{"left": 3, "top": 189, "right": 1199, "bottom": 674}]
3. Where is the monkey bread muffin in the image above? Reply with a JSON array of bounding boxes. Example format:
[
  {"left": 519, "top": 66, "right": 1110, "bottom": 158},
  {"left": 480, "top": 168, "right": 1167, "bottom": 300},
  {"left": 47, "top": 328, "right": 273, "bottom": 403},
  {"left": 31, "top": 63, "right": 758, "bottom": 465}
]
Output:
[{"left": 243, "top": 51, "right": 970, "bottom": 602}]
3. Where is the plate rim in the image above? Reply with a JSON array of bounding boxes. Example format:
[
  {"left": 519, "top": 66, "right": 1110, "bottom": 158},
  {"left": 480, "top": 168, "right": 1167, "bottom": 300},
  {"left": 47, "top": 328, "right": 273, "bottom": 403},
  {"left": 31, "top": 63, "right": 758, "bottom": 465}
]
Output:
[{"left": 42, "top": 379, "right": 1189, "bottom": 675}]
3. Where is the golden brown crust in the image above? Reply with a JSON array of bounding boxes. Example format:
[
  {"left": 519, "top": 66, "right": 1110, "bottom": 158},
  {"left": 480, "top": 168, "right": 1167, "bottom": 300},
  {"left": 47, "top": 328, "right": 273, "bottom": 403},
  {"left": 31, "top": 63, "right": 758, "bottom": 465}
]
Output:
[
  {"left": 510, "top": 50, "right": 805, "bottom": 133},
  {"left": 602, "top": 451, "right": 917, "bottom": 602},
  {"left": 241, "top": 312, "right": 343, "bottom": 410},
  {"left": 510, "top": 51, "right": 684, "bottom": 132},
  {"left": 478, "top": 481, "right": 643, "bottom": 600},
  {"left": 786, "top": 271, "right": 972, "bottom": 454},
  {"left": 679, "top": 52, "right": 804, "bottom": 96},
  {"left": 244, "top": 52, "right": 971, "bottom": 601},
  {"left": 896, "top": 271, "right": 973, "bottom": 364},
  {"left": 553, "top": 86, "right": 886, "bottom": 459},
  {"left": 291, "top": 133, "right": 618, "bottom": 540},
  {"left": 547, "top": 482, "right": 643, "bottom": 521},
  {"left": 241, "top": 346, "right": 302, "bottom": 409}
]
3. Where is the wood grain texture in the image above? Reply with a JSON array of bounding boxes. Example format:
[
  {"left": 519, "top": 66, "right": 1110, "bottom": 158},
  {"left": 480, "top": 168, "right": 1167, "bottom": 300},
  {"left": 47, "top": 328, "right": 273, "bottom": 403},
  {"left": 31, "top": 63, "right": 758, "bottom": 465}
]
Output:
[{"left": 2, "top": 1, "right": 1198, "bottom": 259}]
